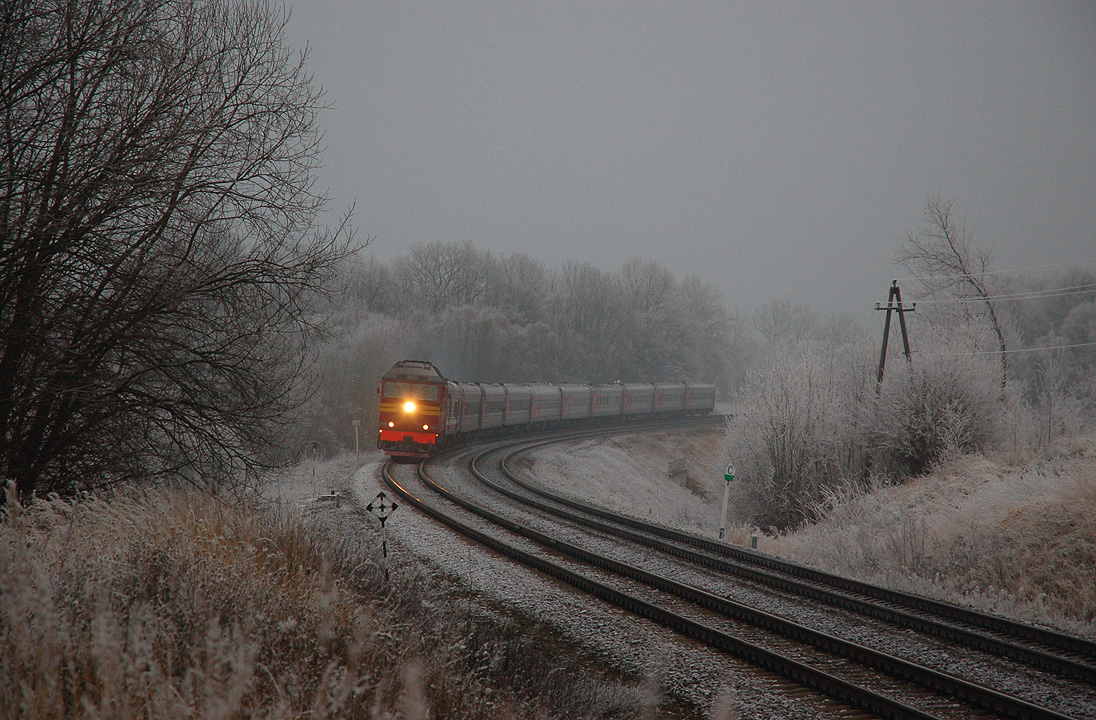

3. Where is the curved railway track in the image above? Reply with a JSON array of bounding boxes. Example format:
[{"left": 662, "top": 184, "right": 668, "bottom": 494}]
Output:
[
  {"left": 378, "top": 419, "right": 1094, "bottom": 720},
  {"left": 487, "top": 429, "right": 1096, "bottom": 679}
]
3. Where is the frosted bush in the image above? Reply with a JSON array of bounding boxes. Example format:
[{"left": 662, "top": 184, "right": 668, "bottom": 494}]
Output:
[
  {"left": 873, "top": 332, "right": 1005, "bottom": 476},
  {"left": 724, "top": 344, "right": 877, "bottom": 529},
  {"left": 725, "top": 327, "right": 1021, "bottom": 530}
]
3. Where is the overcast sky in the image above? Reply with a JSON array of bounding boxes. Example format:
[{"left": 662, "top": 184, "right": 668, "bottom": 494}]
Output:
[{"left": 284, "top": 1, "right": 1096, "bottom": 321}]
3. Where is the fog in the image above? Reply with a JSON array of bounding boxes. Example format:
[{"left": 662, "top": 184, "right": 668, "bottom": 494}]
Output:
[{"left": 285, "top": 2, "right": 1096, "bottom": 319}]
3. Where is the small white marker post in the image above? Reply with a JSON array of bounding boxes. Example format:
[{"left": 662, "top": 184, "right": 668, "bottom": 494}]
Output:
[
  {"left": 719, "top": 463, "right": 735, "bottom": 541},
  {"left": 352, "top": 419, "right": 361, "bottom": 457}
]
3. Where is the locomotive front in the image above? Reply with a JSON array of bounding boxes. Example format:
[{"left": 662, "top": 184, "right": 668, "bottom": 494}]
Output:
[{"left": 377, "top": 360, "right": 448, "bottom": 459}]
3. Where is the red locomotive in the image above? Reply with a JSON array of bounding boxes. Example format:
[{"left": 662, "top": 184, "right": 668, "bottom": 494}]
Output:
[{"left": 376, "top": 360, "right": 448, "bottom": 459}]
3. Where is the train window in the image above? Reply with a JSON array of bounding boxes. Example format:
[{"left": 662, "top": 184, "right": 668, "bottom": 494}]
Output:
[
  {"left": 413, "top": 384, "right": 439, "bottom": 401},
  {"left": 383, "top": 382, "right": 410, "bottom": 398}
]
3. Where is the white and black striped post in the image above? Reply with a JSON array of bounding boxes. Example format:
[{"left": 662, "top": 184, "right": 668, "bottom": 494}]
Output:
[{"left": 719, "top": 463, "right": 735, "bottom": 541}]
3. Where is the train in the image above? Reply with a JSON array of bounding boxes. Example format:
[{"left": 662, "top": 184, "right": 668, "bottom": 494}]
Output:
[{"left": 376, "top": 360, "right": 717, "bottom": 459}]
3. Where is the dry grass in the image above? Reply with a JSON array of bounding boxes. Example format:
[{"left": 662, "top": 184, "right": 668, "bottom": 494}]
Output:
[
  {"left": 0, "top": 480, "right": 640, "bottom": 719},
  {"left": 768, "top": 435, "right": 1096, "bottom": 634}
]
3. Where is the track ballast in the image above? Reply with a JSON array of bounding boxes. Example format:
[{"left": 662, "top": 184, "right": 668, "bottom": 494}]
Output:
[{"left": 380, "top": 419, "right": 1094, "bottom": 720}]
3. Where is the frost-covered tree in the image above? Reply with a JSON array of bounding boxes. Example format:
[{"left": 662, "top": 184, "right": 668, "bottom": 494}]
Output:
[
  {"left": 342, "top": 255, "right": 396, "bottom": 314},
  {"left": 753, "top": 299, "right": 819, "bottom": 346},
  {"left": 895, "top": 195, "right": 1010, "bottom": 389},
  {"left": 725, "top": 345, "right": 876, "bottom": 529},
  {"left": 396, "top": 241, "right": 489, "bottom": 314},
  {"left": 1010, "top": 270, "right": 1096, "bottom": 410},
  {"left": 873, "top": 327, "right": 1004, "bottom": 475},
  {"left": 550, "top": 261, "right": 630, "bottom": 380},
  {"left": 0, "top": 0, "right": 351, "bottom": 498},
  {"left": 725, "top": 324, "right": 1007, "bottom": 530},
  {"left": 483, "top": 252, "right": 548, "bottom": 323}
]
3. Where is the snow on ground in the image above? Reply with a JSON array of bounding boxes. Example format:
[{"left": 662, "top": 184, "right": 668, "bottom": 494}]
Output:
[
  {"left": 521, "top": 425, "right": 728, "bottom": 538},
  {"left": 492, "top": 422, "right": 1096, "bottom": 635}
]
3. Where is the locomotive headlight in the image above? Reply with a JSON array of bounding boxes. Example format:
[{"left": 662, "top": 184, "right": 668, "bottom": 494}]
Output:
[
  {"left": 403, "top": 401, "right": 416, "bottom": 413},
  {"left": 422, "top": 424, "right": 429, "bottom": 430},
  {"left": 388, "top": 421, "right": 394, "bottom": 428}
]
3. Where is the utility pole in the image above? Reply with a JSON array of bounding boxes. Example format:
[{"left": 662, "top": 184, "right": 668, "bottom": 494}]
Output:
[{"left": 875, "top": 280, "right": 914, "bottom": 386}]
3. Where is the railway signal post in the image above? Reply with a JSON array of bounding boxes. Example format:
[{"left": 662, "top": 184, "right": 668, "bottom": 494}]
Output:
[
  {"left": 366, "top": 491, "right": 398, "bottom": 582},
  {"left": 719, "top": 463, "right": 735, "bottom": 541}
]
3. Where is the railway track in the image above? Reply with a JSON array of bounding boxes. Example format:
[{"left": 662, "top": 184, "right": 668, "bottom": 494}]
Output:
[
  {"left": 379, "top": 419, "right": 1094, "bottom": 719},
  {"left": 487, "top": 428, "right": 1096, "bottom": 680}
]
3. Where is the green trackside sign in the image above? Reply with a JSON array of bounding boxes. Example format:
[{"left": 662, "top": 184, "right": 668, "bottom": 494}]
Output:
[{"left": 724, "top": 464, "right": 735, "bottom": 483}]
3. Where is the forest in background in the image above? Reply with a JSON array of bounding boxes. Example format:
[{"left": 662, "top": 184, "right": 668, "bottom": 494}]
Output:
[
  {"left": 298, "top": 248, "right": 751, "bottom": 452},
  {"left": 299, "top": 238, "right": 1096, "bottom": 473}
]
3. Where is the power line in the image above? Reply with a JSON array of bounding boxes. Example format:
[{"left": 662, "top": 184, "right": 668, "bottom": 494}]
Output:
[
  {"left": 918, "top": 341, "right": 1096, "bottom": 357},
  {"left": 912, "top": 282, "right": 1096, "bottom": 306},
  {"left": 891, "top": 255, "right": 1096, "bottom": 285}
]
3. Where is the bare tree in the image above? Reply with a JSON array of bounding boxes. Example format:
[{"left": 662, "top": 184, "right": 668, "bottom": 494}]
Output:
[
  {"left": 622, "top": 257, "right": 674, "bottom": 314},
  {"left": 675, "top": 274, "right": 739, "bottom": 387},
  {"left": 895, "top": 195, "right": 1009, "bottom": 388},
  {"left": 396, "top": 241, "right": 489, "bottom": 314},
  {"left": 551, "top": 261, "right": 629, "bottom": 380},
  {"left": 342, "top": 255, "right": 395, "bottom": 313},
  {"left": 752, "top": 299, "right": 818, "bottom": 346},
  {"left": 484, "top": 252, "right": 547, "bottom": 323},
  {"left": 0, "top": 0, "right": 351, "bottom": 499},
  {"left": 620, "top": 258, "right": 678, "bottom": 379}
]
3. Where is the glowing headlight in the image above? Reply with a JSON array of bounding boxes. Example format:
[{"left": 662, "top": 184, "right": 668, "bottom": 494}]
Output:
[
  {"left": 388, "top": 421, "right": 394, "bottom": 428},
  {"left": 403, "top": 401, "right": 416, "bottom": 412},
  {"left": 422, "top": 424, "right": 429, "bottom": 430}
]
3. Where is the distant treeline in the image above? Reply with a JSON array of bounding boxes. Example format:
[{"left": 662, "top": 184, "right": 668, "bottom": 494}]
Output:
[
  {"left": 299, "top": 240, "right": 1096, "bottom": 457},
  {"left": 301, "top": 244, "right": 755, "bottom": 451}
]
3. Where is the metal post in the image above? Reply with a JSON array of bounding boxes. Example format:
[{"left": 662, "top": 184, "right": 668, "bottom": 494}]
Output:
[
  {"left": 380, "top": 517, "right": 389, "bottom": 582},
  {"left": 719, "top": 463, "right": 735, "bottom": 541},
  {"left": 876, "top": 284, "right": 895, "bottom": 385},
  {"left": 366, "top": 491, "right": 397, "bottom": 582},
  {"left": 875, "top": 280, "right": 915, "bottom": 387},
  {"left": 352, "top": 419, "right": 361, "bottom": 457},
  {"left": 719, "top": 479, "right": 731, "bottom": 540}
]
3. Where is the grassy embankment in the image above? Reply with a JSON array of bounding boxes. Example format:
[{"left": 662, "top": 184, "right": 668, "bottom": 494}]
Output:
[
  {"left": 771, "top": 434, "right": 1096, "bottom": 634},
  {"left": 0, "top": 468, "right": 645, "bottom": 720},
  {"left": 7, "top": 431, "right": 1092, "bottom": 719},
  {"left": 532, "top": 427, "right": 1096, "bottom": 634}
]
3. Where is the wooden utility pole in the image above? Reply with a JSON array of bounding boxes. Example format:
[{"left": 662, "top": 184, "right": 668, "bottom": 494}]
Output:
[{"left": 875, "top": 281, "right": 914, "bottom": 385}]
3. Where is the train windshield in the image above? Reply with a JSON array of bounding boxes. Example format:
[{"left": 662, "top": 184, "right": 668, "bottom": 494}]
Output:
[{"left": 383, "top": 382, "right": 439, "bottom": 401}]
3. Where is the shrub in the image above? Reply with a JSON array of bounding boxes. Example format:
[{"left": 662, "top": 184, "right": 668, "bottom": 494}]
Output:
[
  {"left": 873, "top": 334, "right": 1005, "bottom": 476},
  {"left": 725, "top": 330, "right": 1012, "bottom": 531},
  {"left": 724, "top": 344, "right": 877, "bottom": 529}
]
